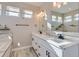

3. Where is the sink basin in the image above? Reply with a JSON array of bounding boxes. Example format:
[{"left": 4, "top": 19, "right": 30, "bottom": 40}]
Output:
[
  {"left": 52, "top": 39, "right": 65, "bottom": 43},
  {"left": 47, "top": 38, "right": 72, "bottom": 48},
  {"left": 48, "top": 38, "right": 68, "bottom": 43}
]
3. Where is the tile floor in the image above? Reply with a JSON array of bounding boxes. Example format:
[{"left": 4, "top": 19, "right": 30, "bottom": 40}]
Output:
[{"left": 12, "top": 47, "right": 37, "bottom": 57}]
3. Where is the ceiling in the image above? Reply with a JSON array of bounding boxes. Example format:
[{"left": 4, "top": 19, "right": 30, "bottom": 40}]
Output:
[
  {"left": 27, "top": 2, "right": 79, "bottom": 13},
  {"left": 0, "top": 2, "right": 79, "bottom": 14}
]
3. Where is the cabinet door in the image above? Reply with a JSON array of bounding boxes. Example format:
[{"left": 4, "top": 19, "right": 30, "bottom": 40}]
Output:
[
  {"left": 37, "top": 43, "right": 56, "bottom": 57},
  {"left": 38, "top": 45, "right": 56, "bottom": 57},
  {"left": 32, "top": 37, "right": 40, "bottom": 55},
  {"left": 32, "top": 38, "right": 36, "bottom": 49},
  {"left": 32, "top": 37, "right": 38, "bottom": 49},
  {"left": 38, "top": 44, "right": 47, "bottom": 57},
  {"left": 46, "top": 49, "right": 56, "bottom": 57},
  {"left": 63, "top": 45, "right": 78, "bottom": 57},
  {"left": 37, "top": 38, "right": 58, "bottom": 57}
]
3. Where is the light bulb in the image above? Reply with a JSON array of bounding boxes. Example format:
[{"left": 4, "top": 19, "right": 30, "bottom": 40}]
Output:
[
  {"left": 63, "top": 2, "right": 67, "bottom": 5},
  {"left": 53, "top": 2, "right": 57, "bottom": 7},
  {"left": 17, "top": 42, "right": 21, "bottom": 46},
  {"left": 58, "top": 4, "right": 61, "bottom": 8},
  {"left": 8, "top": 36, "right": 12, "bottom": 40}
]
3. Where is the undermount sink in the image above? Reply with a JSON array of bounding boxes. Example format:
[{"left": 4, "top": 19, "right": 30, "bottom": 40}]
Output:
[
  {"left": 47, "top": 38, "right": 72, "bottom": 47},
  {"left": 52, "top": 39, "right": 65, "bottom": 43},
  {"left": 48, "top": 37, "right": 68, "bottom": 43}
]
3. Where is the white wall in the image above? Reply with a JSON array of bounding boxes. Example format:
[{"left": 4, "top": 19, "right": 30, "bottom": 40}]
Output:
[
  {"left": 0, "top": 3, "right": 41, "bottom": 49},
  {"left": 0, "top": 16, "right": 33, "bottom": 48}
]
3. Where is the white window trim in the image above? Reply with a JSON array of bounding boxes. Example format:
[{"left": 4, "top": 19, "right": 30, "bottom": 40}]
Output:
[
  {"left": 23, "top": 10, "right": 33, "bottom": 19},
  {"left": 6, "top": 6, "right": 20, "bottom": 17},
  {"left": 6, "top": 6, "right": 20, "bottom": 12},
  {"left": 6, "top": 11, "right": 19, "bottom": 17},
  {"left": 52, "top": 15, "right": 57, "bottom": 21},
  {"left": 58, "top": 16, "right": 62, "bottom": 23}
]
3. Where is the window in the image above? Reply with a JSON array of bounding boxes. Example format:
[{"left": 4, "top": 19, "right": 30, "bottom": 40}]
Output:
[
  {"left": 64, "top": 16, "right": 72, "bottom": 22},
  {"left": 74, "top": 18, "right": 79, "bottom": 21},
  {"left": 23, "top": 10, "right": 33, "bottom": 18},
  {"left": 65, "top": 16, "right": 71, "bottom": 19},
  {"left": 74, "top": 14, "right": 79, "bottom": 17},
  {"left": 74, "top": 14, "right": 79, "bottom": 21},
  {"left": 6, "top": 11, "right": 19, "bottom": 16},
  {"left": 64, "top": 19, "right": 72, "bottom": 22},
  {"left": 6, "top": 6, "right": 20, "bottom": 17},
  {"left": 47, "top": 22, "right": 51, "bottom": 29},
  {"left": 52, "top": 15, "right": 56, "bottom": 21},
  {"left": 58, "top": 16, "right": 62, "bottom": 23}
]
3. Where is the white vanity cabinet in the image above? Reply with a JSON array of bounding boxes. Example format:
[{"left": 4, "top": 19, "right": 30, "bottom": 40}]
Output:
[
  {"left": 63, "top": 45, "right": 79, "bottom": 57},
  {"left": 32, "top": 36, "right": 39, "bottom": 55},
  {"left": 32, "top": 33, "right": 79, "bottom": 57},
  {"left": 32, "top": 35, "right": 57, "bottom": 57}
]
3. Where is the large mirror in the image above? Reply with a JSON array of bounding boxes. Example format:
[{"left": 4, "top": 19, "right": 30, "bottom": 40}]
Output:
[{"left": 45, "top": 2, "right": 79, "bottom": 32}]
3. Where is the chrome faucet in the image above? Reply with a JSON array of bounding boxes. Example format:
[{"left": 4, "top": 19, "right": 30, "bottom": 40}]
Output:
[{"left": 58, "top": 34, "right": 64, "bottom": 40}]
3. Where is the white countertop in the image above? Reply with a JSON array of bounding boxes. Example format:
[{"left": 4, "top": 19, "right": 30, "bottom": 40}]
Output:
[
  {"left": 32, "top": 32, "right": 79, "bottom": 49},
  {"left": 0, "top": 34, "right": 12, "bottom": 57},
  {"left": 63, "top": 32, "right": 79, "bottom": 37},
  {"left": 32, "top": 32, "right": 51, "bottom": 40}
]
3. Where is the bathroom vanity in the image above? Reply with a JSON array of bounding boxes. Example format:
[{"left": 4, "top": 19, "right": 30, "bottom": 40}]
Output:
[{"left": 32, "top": 32, "right": 79, "bottom": 57}]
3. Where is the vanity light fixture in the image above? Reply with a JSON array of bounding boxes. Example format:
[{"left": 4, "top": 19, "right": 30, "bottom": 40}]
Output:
[
  {"left": 58, "top": 3, "right": 61, "bottom": 8},
  {"left": 63, "top": 2, "right": 67, "bottom": 5},
  {"left": 53, "top": 2, "right": 67, "bottom": 8},
  {"left": 37, "top": 10, "right": 45, "bottom": 17},
  {"left": 17, "top": 42, "right": 21, "bottom": 47},
  {"left": 53, "top": 2, "right": 57, "bottom": 7},
  {"left": 8, "top": 36, "right": 12, "bottom": 40}
]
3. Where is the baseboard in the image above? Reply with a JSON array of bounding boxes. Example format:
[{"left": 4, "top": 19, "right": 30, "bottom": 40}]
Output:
[{"left": 12, "top": 45, "right": 32, "bottom": 51}]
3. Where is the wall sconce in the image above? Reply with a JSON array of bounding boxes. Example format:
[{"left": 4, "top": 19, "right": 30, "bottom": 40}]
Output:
[
  {"left": 37, "top": 11, "right": 45, "bottom": 17},
  {"left": 53, "top": 2, "right": 67, "bottom": 8}
]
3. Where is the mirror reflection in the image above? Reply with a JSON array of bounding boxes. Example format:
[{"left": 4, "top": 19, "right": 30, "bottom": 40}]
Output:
[{"left": 42, "top": 2, "right": 79, "bottom": 32}]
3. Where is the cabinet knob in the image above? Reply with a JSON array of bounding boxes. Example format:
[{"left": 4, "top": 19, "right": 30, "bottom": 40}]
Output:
[
  {"left": 48, "top": 52, "right": 50, "bottom": 57},
  {"left": 46, "top": 50, "right": 50, "bottom": 57},
  {"left": 38, "top": 53, "right": 40, "bottom": 56}
]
